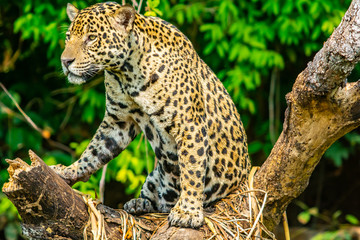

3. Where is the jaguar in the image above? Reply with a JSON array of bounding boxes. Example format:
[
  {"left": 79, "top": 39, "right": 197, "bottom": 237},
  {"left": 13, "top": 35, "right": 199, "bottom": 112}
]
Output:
[{"left": 53, "top": 2, "right": 251, "bottom": 228}]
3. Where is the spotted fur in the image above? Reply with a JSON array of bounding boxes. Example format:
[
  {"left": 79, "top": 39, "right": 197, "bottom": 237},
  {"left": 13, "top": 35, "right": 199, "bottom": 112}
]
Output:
[{"left": 54, "top": 2, "right": 251, "bottom": 228}]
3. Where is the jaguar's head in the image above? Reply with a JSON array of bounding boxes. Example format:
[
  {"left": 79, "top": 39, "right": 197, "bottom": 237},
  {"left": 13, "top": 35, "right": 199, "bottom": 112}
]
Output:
[{"left": 61, "top": 2, "right": 136, "bottom": 84}]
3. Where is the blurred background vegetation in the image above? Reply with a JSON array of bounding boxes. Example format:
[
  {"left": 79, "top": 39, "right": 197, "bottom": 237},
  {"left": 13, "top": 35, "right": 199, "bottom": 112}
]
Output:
[{"left": 1, "top": 0, "right": 360, "bottom": 239}]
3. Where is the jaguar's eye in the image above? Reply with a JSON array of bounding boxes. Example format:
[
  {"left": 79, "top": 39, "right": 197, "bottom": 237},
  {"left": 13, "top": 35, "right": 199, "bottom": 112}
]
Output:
[{"left": 88, "top": 35, "right": 97, "bottom": 41}]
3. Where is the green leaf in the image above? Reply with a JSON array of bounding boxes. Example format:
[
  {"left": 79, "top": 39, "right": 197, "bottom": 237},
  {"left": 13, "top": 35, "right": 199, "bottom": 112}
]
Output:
[
  {"left": 312, "top": 231, "right": 339, "bottom": 240},
  {"left": 175, "top": 11, "right": 184, "bottom": 25},
  {"left": 79, "top": 90, "right": 89, "bottom": 105},
  {"left": 345, "top": 132, "right": 360, "bottom": 146},
  {"left": 332, "top": 210, "right": 342, "bottom": 220},
  {"left": 153, "top": 8, "right": 163, "bottom": 16},
  {"left": 203, "top": 42, "right": 215, "bottom": 55},
  {"left": 144, "top": 11, "right": 156, "bottom": 17},
  {"left": 148, "top": 0, "right": 160, "bottom": 8},
  {"left": 24, "top": 2, "right": 32, "bottom": 13},
  {"left": 310, "top": 2, "right": 320, "bottom": 16},
  {"left": 345, "top": 214, "right": 360, "bottom": 225},
  {"left": 247, "top": 99, "right": 256, "bottom": 114},
  {"left": 308, "top": 207, "right": 319, "bottom": 216},
  {"left": 82, "top": 105, "right": 95, "bottom": 123},
  {"left": 74, "top": 140, "right": 90, "bottom": 156},
  {"left": 216, "top": 44, "right": 225, "bottom": 58},
  {"left": 229, "top": 44, "right": 240, "bottom": 62},
  {"left": 236, "top": 45, "right": 251, "bottom": 62},
  {"left": 298, "top": 211, "right": 311, "bottom": 225},
  {"left": 13, "top": 17, "right": 25, "bottom": 34}
]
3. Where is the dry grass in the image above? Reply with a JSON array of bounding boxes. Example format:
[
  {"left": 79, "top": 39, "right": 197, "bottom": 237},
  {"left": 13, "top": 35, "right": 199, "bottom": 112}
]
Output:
[
  {"left": 82, "top": 167, "right": 275, "bottom": 240},
  {"left": 200, "top": 184, "right": 275, "bottom": 240}
]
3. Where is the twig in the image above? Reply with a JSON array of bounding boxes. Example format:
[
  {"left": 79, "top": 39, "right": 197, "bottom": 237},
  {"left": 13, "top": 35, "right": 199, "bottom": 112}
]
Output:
[
  {"left": 0, "top": 82, "right": 75, "bottom": 156},
  {"left": 246, "top": 191, "right": 268, "bottom": 240},
  {"left": 99, "top": 164, "right": 108, "bottom": 203},
  {"left": 0, "top": 82, "right": 43, "bottom": 135},
  {"left": 47, "top": 138, "right": 75, "bottom": 157},
  {"left": 282, "top": 211, "right": 290, "bottom": 240},
  {"left": 269, "top": 67, "right": 279, "bottom": 145},
  {"left": 59, "top": 97, "right": 77, "bottom": 129},
  {"left": 0, "top": 101, "right": 23, "bottom": 119},
  {"left": 138, "top": 0, "right": 143, "bottom": 13},
  {"left": 131, "top": 0, "right": 138, "bottom": 7}
]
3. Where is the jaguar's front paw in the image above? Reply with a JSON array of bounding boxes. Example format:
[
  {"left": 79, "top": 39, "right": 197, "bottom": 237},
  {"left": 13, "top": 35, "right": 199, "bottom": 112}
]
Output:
[
  {"left": 124, "top": 198, "right": 155, "bottom": 214},
  {"left": 168, "top": 205, "right": 204, "bottom": 228}
]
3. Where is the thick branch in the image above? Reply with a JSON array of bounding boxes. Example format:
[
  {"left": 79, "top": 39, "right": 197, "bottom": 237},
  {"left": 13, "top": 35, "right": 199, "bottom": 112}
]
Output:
[
  {"left": 294, "top": 0, "right": 360, "bottom": 98},
  {"left": 254, "top": 0, "right": 360, "bottom": 231},
  {"left": 3, "top": 151, "right": 91, "bottom": 239},
  {"left": 3, "top": 151, "right": 257, "bottom": 239}
]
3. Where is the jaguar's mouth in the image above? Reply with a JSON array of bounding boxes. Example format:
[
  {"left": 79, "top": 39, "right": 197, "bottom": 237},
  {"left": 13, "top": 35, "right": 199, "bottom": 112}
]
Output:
[
  {"left": 64, "top": 66, "right": 101, "bottom": 85},
  {"left": 66, "top": 72, "right": 87, "bottom": 85}
]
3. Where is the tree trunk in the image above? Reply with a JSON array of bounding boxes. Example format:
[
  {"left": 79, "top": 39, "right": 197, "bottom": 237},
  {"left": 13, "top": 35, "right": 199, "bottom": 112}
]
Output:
[
  {"left": 3, "top": 0, "right": 360, "bottom": 239},
  {"left": 254, "top": 0, "right": 360, "bottom": 231}
]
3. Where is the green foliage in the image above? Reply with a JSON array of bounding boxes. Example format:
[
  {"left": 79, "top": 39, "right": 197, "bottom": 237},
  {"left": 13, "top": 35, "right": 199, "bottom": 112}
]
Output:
[
  {"left": 325, "top": 132, "right": 360, "bottom": 167},
  {"left": 145, "top": 0, "right": 162, "bottom": 16},
  {"left": 13, "top": 1, "right": 64, "bottom": 66},
  {"left": 159, "top": 0, "right": 348, "bottom": 114},
  {"left": 157, "top": 0, "right": 358, "bottom": 161},
  {"left": 296, "top": 200, "right": 360, "bottom": 239},
  {"left": 0, "top": 193, "right": 22, "bottom": 239},
  {"left": 345, "top": 214, "right": 360, "bottom": 225},
  {"left": 312, "top": 231, "right": 353, "bottom": 240}
]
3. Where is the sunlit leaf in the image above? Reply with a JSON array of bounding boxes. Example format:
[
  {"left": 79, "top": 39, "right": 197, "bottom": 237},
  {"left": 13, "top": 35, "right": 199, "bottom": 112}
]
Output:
[
  {"left": 346, "top": 214, "right": 360, "bottom": 225},
  {"left": 298, "top": 211, "right": 311, "bottom": 225}
]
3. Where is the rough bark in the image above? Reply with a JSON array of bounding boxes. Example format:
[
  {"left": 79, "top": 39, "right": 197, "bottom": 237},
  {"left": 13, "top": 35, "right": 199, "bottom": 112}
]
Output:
[
  {"left": 3, "top": 151, "right": 91, "bottom": 239},
  {"left": 3, "top": 0, "right": 360, "bottom": 239},
  {"left": 3, "top": 150, "right": 205, "bottom": 239},
  {"left": 254, "top": 0, "right": 360, "bottom": 231}
]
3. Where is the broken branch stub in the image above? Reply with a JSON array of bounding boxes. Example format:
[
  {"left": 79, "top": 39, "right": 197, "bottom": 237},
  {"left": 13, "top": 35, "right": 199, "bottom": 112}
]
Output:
[{"left": 3, "top": 150, "right": 91, "bottom": 239}]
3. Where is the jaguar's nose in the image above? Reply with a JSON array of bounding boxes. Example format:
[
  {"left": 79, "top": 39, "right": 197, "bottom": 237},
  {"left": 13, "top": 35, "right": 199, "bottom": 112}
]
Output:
[{"left": 61, "top": 58, "right": 75, "bottom": 68}]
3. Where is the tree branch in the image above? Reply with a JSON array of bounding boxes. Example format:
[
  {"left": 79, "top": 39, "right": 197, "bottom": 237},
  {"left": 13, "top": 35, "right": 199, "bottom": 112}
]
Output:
[
  {"left": 254, "top": 0, "right": 360, "bottom": 231},
  {"left": 3, "top": 151, "right": 91, "bottom": 239},
  {"left": 3, "top": 151, "right": 253, "bottom": 239}
]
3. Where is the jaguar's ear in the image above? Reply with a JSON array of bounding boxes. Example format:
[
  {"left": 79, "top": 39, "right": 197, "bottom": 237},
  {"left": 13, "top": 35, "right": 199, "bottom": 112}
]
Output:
[
  {"left": 111, "top": 5, "right": 136, "bottom": 32},
  {"left": 67, "top": 3, "right": 79, "bottom": 22}
]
